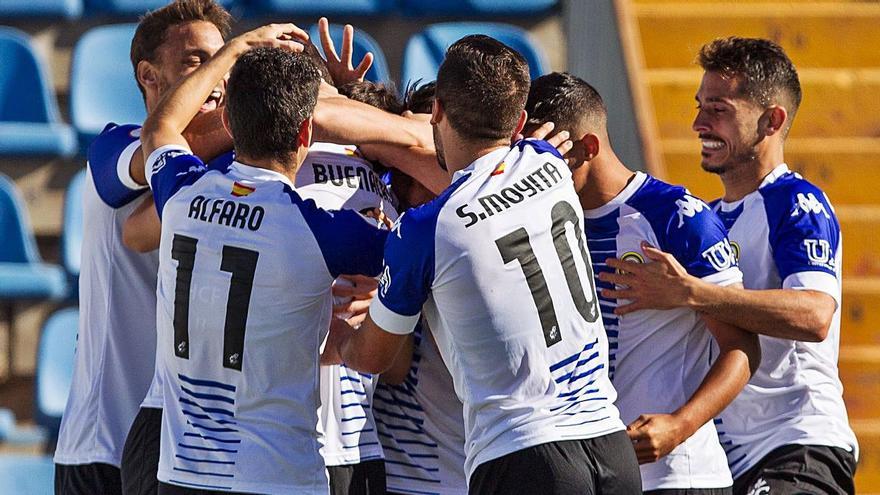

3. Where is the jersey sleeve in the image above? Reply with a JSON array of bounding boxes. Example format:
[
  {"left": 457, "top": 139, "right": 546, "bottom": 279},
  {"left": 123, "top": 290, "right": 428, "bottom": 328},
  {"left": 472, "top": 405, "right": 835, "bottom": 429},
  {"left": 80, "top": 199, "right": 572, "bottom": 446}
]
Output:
[
  {"left": 765, "top": 185, "right": 841, "bottom": 303},
  {"left": 661, "top": 194, "right": 742, "bottom": 286},
  {"left": 295, "top": 195, "right": 388, "bottom": 279},
  {"left": 86, "top": 123, "right": 146, "bottom": 208},
  {"left": 369, "top": 208, "right": 438, "bottom": 336},
  {"left": 144, "top": 144, "right": 206, "bottom": 219}
]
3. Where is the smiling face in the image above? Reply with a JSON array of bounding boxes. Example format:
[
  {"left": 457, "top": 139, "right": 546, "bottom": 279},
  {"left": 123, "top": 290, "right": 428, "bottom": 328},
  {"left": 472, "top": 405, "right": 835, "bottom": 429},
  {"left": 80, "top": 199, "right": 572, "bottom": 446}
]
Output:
[
  {"left": 151, "top": 21, "right": 226, "bottom": 113},
  {"left": 692, "top": 71, "right": 768, "bottom": 175}
]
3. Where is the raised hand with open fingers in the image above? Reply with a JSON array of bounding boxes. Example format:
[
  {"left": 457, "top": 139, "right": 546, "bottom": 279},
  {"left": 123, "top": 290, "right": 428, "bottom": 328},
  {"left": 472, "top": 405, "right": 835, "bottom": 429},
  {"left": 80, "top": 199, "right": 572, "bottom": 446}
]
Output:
[
  {"left": 597, "top": 241, "right": 697, "bottom": 315},
  {"left": 318, "top": 17, "right": 374, "bottom": 86},
  {"left": 236, "top": 23, "right": 309, "bottom": 53}
]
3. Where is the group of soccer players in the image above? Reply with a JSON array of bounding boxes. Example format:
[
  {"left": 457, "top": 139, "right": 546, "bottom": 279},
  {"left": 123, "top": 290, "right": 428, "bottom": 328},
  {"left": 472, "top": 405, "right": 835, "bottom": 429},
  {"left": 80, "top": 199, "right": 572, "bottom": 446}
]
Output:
[{"left": 50, "top": 0, "right": 859, "bottom": 493}]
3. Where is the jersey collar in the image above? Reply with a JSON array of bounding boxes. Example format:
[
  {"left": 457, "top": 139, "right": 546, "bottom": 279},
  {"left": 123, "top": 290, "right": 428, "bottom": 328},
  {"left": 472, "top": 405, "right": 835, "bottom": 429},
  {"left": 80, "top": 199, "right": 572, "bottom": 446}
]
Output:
[
  {"left": 229, "top": 161, "right": 296, "bottom": 189},
  {"left": 451, "top": 147, "right": 509, "bottom": 182},
  {"left": 582, "top": 171, "right": 648, "bottom": 219},
  {"left": 758, "top": 163, "right": 790, "bottom": 189}
]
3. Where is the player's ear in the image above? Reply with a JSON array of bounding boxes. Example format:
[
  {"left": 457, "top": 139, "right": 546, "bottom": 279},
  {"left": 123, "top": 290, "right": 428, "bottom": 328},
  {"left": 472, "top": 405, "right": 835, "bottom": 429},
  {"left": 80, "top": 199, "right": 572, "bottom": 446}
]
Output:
[
  {"left": 430, "top": 99, "right": 443, "bottom": 126},
  {"left": 582, "top": 133, "right": 601, "bottom": 161},
  {"left": 298, "top": 115, "right": 314, "bottom": 149},
  {"left": 761, "top": 105, "right": 788, "bottom": 137},
  {"left": 511, "top": 110, "right": 527, "bottom": 143},
  {"left": 136, "top": 60, "right": 158, "bottom": 92}
]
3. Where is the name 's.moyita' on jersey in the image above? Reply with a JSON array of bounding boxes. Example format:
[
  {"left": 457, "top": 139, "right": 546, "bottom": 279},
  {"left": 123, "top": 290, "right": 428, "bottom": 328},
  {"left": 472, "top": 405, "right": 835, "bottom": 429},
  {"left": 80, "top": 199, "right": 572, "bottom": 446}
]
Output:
[
  {"left": 188, "top": 194, "right": 265, "bottom": 231},
  {"left": 455, "top": 160, "right": 565, "bottom": 228}
]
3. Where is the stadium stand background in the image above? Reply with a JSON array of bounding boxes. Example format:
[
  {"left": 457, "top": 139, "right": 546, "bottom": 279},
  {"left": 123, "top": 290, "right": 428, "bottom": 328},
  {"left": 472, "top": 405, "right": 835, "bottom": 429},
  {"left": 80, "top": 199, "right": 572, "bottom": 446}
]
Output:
[{"left": 1, "top": 0, "right": 878, "bottom": 492}]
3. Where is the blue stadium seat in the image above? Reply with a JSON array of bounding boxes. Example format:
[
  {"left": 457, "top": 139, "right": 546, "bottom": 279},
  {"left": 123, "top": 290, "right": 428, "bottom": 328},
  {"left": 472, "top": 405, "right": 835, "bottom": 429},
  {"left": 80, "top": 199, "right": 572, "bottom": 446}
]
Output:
[
  {"left": 0, "top": 455, "right": 55, "bottom": 493},
  {"left": 0, "top": 28, "right": 77, "bottom": 157},
  {"left": 85, "top": 0, "right": 233, "bottom": 15},
  {"left": 61, "top": 170, "right": 85, "bottom": 299},
  {"left": 401, "top": 0, "right": 556, "bottom": 15},
  {"left": 250, "top": 0, "right": 394, "bottom": 15},
  {"left": 0, "top": 174, "right": 68, "bottom": 301},
  {"left": 401, "top": 23, "right": 549, "bottom": 89},
  {"left": 308, "top": 23, "right": 391, "bottom": 84},
  {"left": 34, "top": 308, "right": 79, "bottom": 446},
  {"left": 0, "top": 0, "right": 82, "bottom": 18},
  {"left": 70, "top": 24, "right": 146, "bottom": 153}
]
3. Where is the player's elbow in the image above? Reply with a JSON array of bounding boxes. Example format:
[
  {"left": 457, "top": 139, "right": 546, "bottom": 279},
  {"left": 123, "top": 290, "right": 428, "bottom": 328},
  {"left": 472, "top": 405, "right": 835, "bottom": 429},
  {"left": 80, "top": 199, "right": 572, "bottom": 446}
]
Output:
[{"left": 799, "top": 297, "right": 836, "bottom": 343}]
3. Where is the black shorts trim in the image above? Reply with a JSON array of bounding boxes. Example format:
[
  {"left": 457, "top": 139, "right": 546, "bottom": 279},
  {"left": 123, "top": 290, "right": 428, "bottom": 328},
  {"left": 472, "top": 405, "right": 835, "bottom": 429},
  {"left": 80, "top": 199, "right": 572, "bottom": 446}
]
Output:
[
  {"left": 121, "top": 407, "right": 163, "bottom": 495},
  {"left": 328, "top": 459, "right": 386, "bottom": 495},
  {"left": 54, "top": 462, "right": 122, "bottom": 495},
  {"left": 468, "top": 430, "right": 642, "bottom": 494},
  {"left": 732, "top": 444, "right": 856, "bottom": 495}
]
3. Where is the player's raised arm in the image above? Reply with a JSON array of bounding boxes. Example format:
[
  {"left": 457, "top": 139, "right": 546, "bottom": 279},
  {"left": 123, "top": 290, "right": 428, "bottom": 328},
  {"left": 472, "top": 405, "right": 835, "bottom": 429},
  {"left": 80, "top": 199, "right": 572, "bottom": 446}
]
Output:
[{"left": 141, "top": 23, "right": 307, "bottom": 161}]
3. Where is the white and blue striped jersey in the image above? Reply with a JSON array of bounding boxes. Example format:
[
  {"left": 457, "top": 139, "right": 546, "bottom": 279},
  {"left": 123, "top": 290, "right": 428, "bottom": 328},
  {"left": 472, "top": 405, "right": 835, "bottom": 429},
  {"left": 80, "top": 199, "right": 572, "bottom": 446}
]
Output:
[
  {"left": 584, "top": 172, "right": 742, "bottom": 490},
  {"left": 55, "top": 123, "right": 159, "bottom": 468},
  {"left": 711, "top": 164, "right": 858, "bottom": 478},
  {"left": 295, "top": 142, "right": 398, "bottom": 467},
  {"left": 373, "top": 321, "right": 467, "bottom": 495},
  {"left": 369, "top": 139, "right": 624, "bottom": 481},
  {"left": 145, "top": 144, "right": 387, "bottom": 494}
]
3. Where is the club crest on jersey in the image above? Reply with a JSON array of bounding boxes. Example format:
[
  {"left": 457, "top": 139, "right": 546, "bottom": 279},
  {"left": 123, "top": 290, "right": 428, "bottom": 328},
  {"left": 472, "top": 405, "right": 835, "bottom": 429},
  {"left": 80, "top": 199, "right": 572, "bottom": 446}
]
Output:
[
  {"left": 701, "top": 239, "right": 737, "bottom": 272},
  {"left": 379, "top": 265, "right": 391, "bottom": 298},
  {"left": 617, "top": 251, "right": 644, "bottom": 274},
  {"left": 792, "top": 192, "right": 830, "bottom": 219},
  {"left": 231, "top": 181, "right": 256, "bottom": 197},
  {"left": 804, "top": 239, "right": 835, "bottom": 269},
  {"left": 675, "top": 195, "right": 707, "bottom": 227},
  {"left": 490, "top": 161, "right": 507, "bottom": 176},
  {"left": 730, "top": 241, "right": 741, "bottom": 262}
]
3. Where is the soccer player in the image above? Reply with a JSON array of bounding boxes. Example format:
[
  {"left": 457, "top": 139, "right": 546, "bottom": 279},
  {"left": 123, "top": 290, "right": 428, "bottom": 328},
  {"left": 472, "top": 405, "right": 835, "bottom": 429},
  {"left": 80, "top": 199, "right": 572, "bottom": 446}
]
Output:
[
  {"left": 54, "top": 2, "right": 232, "bottom": 494},
  {"left": 525, "top": 72, "right": 761, "bottom": 494},
  {"left": 601, "top": 37, "right": 858, "bottom": 494},
  {"left": 139, "top": 26, "right": 387, "bottom": 494},
  {"left": 323, "top": 35, "right": 641, "bottom": 494}
]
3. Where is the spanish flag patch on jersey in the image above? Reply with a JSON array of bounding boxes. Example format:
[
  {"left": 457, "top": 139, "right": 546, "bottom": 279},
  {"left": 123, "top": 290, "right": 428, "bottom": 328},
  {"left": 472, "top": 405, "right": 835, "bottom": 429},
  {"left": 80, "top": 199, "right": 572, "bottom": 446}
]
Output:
[
  {"left": 231, "top": 182, "right": 255, "bottom": 197},
  {"left": 490, "top": 162, "right": 507, "bottom": 176}
]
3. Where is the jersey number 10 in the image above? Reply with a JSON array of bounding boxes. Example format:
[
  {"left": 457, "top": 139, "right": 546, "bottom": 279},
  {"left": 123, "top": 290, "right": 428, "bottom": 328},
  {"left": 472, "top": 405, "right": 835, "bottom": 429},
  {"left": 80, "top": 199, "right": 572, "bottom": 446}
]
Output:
[
  {"left": 171, "top": 234, "right": 259, "bottom": 372},
  {"left": 495, "top": 201, "right": 599, "bottom": 347}
]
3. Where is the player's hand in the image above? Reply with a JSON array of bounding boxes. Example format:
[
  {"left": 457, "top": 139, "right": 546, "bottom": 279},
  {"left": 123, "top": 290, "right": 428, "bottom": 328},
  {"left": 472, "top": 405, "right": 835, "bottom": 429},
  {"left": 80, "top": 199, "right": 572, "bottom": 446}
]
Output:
[
  {"left": 517, "top": 122, "right": 573, "bottom": 157},
  {"left": 333, "top": 274, "right": 379, "bottom": 327},
  {"left": 234, "top": 23, "right": 308, "bottom": 53},
  {"left": 320, "top": 317, "right": 355, "bottom": 365},
  {"left": 318, "top": 17, "right": 374, "bottom": 86},
  {"left": 626, "top": 413, "right": 691, "bottom": 464},
  {"left": 598, "top": 241, "right": 696, "bottom": 315}
]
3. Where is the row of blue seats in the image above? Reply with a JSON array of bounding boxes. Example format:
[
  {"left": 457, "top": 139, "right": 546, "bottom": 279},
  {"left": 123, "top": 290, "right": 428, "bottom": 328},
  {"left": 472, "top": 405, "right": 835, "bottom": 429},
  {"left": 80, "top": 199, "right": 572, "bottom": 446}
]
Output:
[
  {"left": 0, "top": 22, "right": 548, "bottom": 157},
  {"left": 1, "top": 0, "right": 557, "bottom": 19}
]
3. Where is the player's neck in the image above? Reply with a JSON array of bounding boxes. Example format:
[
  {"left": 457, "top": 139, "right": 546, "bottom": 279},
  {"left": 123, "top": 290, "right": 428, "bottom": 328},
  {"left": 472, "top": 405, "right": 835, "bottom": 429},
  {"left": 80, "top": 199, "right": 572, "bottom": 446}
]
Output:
[
  {"left": 236, "top": 152, "right": 301, "bottom": 185},
  {"left": 578, "top": 152, "right": 636, "bottom": 211},
  {"left": 719, "top": 145, "right": 785, "bottom": 202},
  {"left": 444, "top": 139, "right": 509, "bottom": 176}
]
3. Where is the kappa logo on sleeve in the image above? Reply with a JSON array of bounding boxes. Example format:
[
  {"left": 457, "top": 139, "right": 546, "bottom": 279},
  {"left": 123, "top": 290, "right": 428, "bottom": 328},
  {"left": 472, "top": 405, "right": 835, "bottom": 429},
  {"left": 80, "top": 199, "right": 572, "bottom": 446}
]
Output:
[
  {"left": 792, "top": 192, "right": 831, "bottom": 219},
  {"left": 151, "top": 149, "right": 189, "bottom": 174},
  {"left": 378, "top": 265, "right": 391, "bottom": 298},
  {"left": 675, "top": 195, "right": 708, "bottom": 227}
]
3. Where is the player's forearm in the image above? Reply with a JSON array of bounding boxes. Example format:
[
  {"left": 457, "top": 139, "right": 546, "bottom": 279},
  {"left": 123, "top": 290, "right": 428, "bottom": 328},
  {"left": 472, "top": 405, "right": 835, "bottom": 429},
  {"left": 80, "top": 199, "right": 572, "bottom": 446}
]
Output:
[
  {"left": 312, "top": 98, "right": 433, "bottom": 149},
  {"left": 360, "top": 144, "right": 449, "bottom": 195},
  {"left": 689, "top": 282, "right": 835, "bottom": 342},
  {"left": 122, "top": 196, "right": 161, "bottom": 252},
  {"left": 378, "top": 334, "right": 414, "bottom": 386},
  {"left": 672, "top": 343, "right": 754, "bottom": 440}
]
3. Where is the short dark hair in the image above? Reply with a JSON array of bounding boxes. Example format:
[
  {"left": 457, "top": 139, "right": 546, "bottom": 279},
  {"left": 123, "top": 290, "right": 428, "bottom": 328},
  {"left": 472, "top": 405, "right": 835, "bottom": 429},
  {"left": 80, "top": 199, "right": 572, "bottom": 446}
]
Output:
[
  {"left": 131, "top": 0, "right": 232, "bottom": 99},
  {"left": 698, "top": 37, "right": 802, "bottom": 128},
  {"left": 436, "top": 35, "right": 530, "bottom": 141},
  {"left": 403, "top": 80, "right": 435, "bottom": 115},
  {"left": 525, "top": 72, "right": 607, "bottom": 137},
  {"left": 302, "top": 41, "right": 333, "bottom": 85},
  {"left": 339, "top": 80, "right": 404, "bottom": 115},
  {"left": 226, "top": 48, "right": 322, "bottom": 162}
]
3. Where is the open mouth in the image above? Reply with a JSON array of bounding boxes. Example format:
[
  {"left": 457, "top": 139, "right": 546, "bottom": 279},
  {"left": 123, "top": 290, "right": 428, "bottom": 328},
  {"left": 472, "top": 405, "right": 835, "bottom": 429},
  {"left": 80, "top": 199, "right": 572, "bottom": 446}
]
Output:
[
  {"left": 200, "top": 89, "right": 223, "bottom": 112},
  {"left": 699, "top": 135, "right": 725, "bottom": 156}
]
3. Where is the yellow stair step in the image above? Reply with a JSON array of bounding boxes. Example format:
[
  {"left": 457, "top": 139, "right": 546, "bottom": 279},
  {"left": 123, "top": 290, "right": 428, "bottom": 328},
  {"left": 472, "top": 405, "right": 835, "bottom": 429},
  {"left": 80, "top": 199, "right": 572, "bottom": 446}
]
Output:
[
  {"left": 852, "top": 419, "right": 880, "bottom": 492},
  {"left": 660, "top": 137, "right": 880, "bottom": 205},
  {"left": 647, "top": 68, "right": 880, "bottom": 139},
  {"left": 635, "top": 3, "right": 880, "bottom": 69},
  {"left": 839, "top": 345, "right": 880, "bottom": 421},
  {"left": 841, "top": 279, "right": 880, "bottom": 347}
]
